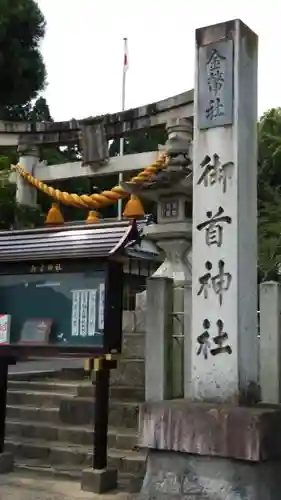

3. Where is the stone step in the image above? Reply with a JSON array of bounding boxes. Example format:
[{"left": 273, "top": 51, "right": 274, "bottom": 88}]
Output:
[
  {"left": 77, "top": 383, "right": 144, "bottom": 401},
  {"left": 7, "top": 330, "right": 144, "bottom": 381},
  {"left": 59, "top": 397, "right": 139, "bottom": 429},
  {"left": 110, "top": 359, "right": 144, "bottom": 388},
  {"left": 9, "top": 368, "right": 86, "bottom": 382},
  {"left": 7, "top": 405, "right": 59, "bottom": 424},
  {"left": 6, "top": 420, "right": 138, "bottom": 450},
  {"left": 7, "top": 389, "right": 73, "bottom": 408},
  {"left": 8, "top": 379, "right": 145, "bottom": 402},
  {"left": 7, "top": 362, "right": 144, "bottom": 405},
  {"left": 7, "top": 398, "right": 139, "bottom": 429},
  {"left": 13, "top": 459, "right": 144, "bottom": 492},
  {"left": 8, "top": 380, "right": 79, "bottom": 395},
  {"left": 5, "top": 437, "right": 146, "bottom": 476}
]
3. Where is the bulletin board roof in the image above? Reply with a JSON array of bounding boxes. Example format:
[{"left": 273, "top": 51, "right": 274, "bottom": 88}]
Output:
[{"left": 0, "top": 220, "right": 140, "bottom": 262}]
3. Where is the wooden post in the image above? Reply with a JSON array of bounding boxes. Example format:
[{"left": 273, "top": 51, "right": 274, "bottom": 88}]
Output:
[
  {"left": 93, "top": 362, "right": 110, "bottom": 470},
  {"left": 0, "top": 358, "right": 14, "bottom": 473},
  {"left": 81, "top": 357, "right": 118, "bottom": 493}
]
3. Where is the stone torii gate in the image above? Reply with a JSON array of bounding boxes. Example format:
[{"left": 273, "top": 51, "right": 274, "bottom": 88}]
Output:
[
  {"left": 5, "top": 89, "right": 195, "bottom": 290},
  {"left": 5, "top": 90, "right": 193, "bottom": 204}
]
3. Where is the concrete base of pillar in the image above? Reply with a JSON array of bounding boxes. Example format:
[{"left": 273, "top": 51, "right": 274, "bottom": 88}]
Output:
[
  {"left": 138, "top": 400, "right": 281, "bottom": 499},
  {"left": 81, "top": 467, "right": 117, "bottom": 493},
  {"left": 0, "top": 452, "right": 14, "bottom": 474},
  {"left": 138, "top": 449, "right": 281, "bottom": 499}
]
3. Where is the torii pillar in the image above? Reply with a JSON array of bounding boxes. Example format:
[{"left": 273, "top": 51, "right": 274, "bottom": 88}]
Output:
[{"left": 16, "top": 143, "right": 39, "bottom": 207}]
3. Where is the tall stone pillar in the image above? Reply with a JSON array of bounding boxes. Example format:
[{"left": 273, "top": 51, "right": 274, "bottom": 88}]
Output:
[
  {"left": 191, "top": 19, "right": 259, "bottom": 403},
  {"left": 16, "top": 144, "right": 39, "bottom": 207}
]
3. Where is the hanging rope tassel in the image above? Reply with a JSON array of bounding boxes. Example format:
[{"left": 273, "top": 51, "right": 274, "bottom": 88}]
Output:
[
  {"left": 45, "top": 202, "right": 64, "bottom": 224},
  {"left": 86, "top": 210, "right": 100, "bottom": 223},
  {"left": 123, "top": 195, "right": 145, "bottom": 219}
]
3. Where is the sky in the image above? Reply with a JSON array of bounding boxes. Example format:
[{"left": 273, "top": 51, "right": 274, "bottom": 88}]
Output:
[{"left": 37, "top": 0, "right": 281, "bottom": 122}]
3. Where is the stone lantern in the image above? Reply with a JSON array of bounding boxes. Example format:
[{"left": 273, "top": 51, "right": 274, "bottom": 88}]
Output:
[
  {"left": 122, "top": 118, "right": 193, "bottom": 400},
  {"left": 121, "top": 118, "right": 193, "bottom": 286}
]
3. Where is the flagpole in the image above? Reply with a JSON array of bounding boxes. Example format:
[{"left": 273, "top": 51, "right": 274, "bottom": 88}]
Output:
[{"left": 118, "top": 37, "right": 128, "bottom": 220}]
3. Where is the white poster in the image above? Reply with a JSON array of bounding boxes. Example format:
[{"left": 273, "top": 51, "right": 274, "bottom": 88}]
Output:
[
  {"left": 71, "top": 291, "right": 80, "bottom": 336},
  {"left": 79, "top": 290, "right": 88, "bottom": 337},
  {"left": 87, "top": 290, "right": 97, "bottom": 336},
  {"left": 71, "top": 289, "right": 98, "bottom": 337},
  {"left": 98, "top": 283, "right": 105, "bottom": 331}
]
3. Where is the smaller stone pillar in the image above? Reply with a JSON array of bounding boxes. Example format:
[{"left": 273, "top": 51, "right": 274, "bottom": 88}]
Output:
[
  {"left": 145, "top": 277, "right": 173, "bottom": 401},
  {"left": 144, "top": 201, "right": 192, "bottom": 399},
  {"left": 260, "top": 281, "right": 281, "bottom": 404},
  {"left": 172, "top": 286, "right": 185, "bottom": 398},
  {"left": 16, "top": 144, "right": 39, "bottom": 206},
  {"left": 183, "top": 283, "right": 192, "bottom": 398}
]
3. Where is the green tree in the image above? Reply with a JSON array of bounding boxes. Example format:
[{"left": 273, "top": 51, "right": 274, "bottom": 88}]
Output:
[
  {"left": 30, "top": 96, "right": 52, "bottom": 122},
  {"left": 0, "top": 0, "right": 46, "bottom": 120},
  {"left": 258, "top": 108, "right": 281, "bottom": 281},
  {"left": 109, "top": 128, "right": 167, "bottom": 157},
  {"left": 0, "top": 95, "right": 67, "bottom": 228},
  {"left": 0, "top": 153, "right": 44, "bottom": 229}
]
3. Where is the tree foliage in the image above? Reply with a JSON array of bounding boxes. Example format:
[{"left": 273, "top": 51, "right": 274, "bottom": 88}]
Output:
[
  {"left": 0, "top": 0, "right": 46, "bottom": 119},
  {"left": 109, "top": 128, "right": 167, "bottom": 157},
  {"left": 0, "top": 96, "right": 62, "bottom": 228},
  {"left": 258, "top": 108, "right": 281, "bottom": 281},
  {"left": 0, "top": 152, "right": 44, "bottom": 229}
]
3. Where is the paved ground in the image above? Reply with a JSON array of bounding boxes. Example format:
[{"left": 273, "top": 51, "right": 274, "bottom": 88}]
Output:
[{"left": 0, "top": 472, "right": 136, "bottom": 500}]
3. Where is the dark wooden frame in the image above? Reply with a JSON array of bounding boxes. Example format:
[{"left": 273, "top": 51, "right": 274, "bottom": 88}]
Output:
[{"left": 0, "top": 257, "right": 123, "bottom": 360}]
